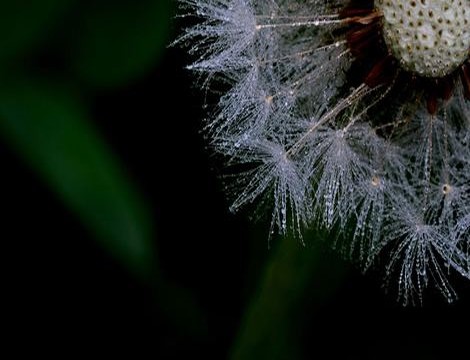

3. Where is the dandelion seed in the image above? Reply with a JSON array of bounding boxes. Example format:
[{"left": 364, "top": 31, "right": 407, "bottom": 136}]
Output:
[
  {"left": 224, "top": 135, "right": 311, "bottom": 237},
  {"left": 383, "top": 194, "right": 470, "bottom": 305},
  {"left": 177, "top": 0, "right": 470, "bottom": 304}
]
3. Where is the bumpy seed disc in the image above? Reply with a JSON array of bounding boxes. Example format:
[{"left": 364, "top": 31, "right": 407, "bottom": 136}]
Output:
[{"left": 376, "top": 0, "right": 470, "bottom": 78}]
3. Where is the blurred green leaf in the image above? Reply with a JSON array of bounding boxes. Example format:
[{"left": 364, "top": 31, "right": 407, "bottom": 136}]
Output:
[
  {"left": 0, "top": 80, "right": 155, "bottom": 278},
  {"left": 231, "top": 235, "right": 346, "bottom": 360},
  {"left": 0, "top": 0, "right": 74, "bottom": 64},
  {"left": 71, "top": 0, "right": 173, "bottom": 88}
]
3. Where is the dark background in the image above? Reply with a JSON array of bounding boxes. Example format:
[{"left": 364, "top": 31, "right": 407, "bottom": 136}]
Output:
[{"left": 2, "top": 1, "right": 469, "bottom": 358}]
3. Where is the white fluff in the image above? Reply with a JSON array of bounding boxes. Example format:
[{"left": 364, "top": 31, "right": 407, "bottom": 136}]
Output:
[{"left": 177, "top": 0, "right": 470, "bottom": 304}]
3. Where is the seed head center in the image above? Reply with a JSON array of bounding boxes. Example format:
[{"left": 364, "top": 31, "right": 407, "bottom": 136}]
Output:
[{"left": 376, "top": 0, "right": 470, "bottom": 78}]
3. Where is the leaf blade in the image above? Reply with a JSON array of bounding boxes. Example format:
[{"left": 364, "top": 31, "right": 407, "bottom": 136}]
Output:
[{"left": 0, "top": 81, "right": 156, "bottom": 278}]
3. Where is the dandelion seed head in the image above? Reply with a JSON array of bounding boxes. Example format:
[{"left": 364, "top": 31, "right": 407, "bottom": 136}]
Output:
[{"left": 178, "top": 0, "right": 470, "bottom": 304}]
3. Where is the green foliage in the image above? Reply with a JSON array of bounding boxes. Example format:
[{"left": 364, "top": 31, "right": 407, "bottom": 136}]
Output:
[
  {"left": 0, "top": 81, "right": 155, "bottom": 278},
  {"left": 231, "top": 236, "right": 346, "bottom": 360},
  {"left": 0, "top": 0, "right": 175, "bottom": 277},
  {"left": 0, "top": 0, "right": 210, "bottom": 343}
]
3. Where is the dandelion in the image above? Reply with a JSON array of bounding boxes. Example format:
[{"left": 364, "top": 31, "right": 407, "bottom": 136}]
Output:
[{"left": 176, "top": 0, "right": 470, "bottom": 303}]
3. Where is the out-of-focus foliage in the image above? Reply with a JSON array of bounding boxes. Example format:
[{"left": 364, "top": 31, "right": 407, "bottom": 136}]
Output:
[
  {"left": 231, "top": 236, "right": 346, "bottom": 360},
  {"left": 0, "top": 0, "right": 212, "bottom": 347},
  {"left": 0, "top": 0, "right": 172, "bottom": 277},
  {"left": 0, "top": 80, "right": 155, "bottom": 278}
]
